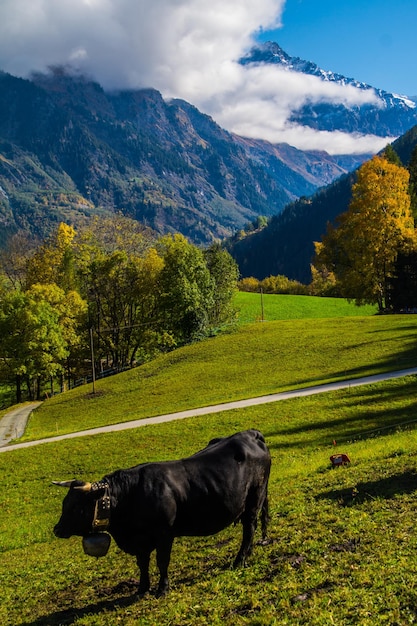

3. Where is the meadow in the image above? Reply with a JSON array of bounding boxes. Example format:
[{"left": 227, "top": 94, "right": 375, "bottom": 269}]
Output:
[
  {"left": 233, "top": 292, "right": 377, "bottom": 324},
  {"left": 2, "top": 294, "right": 417, "bottom": 625},
  {"left": 21, "top": 297, "right": 415, "bottom": 441}
]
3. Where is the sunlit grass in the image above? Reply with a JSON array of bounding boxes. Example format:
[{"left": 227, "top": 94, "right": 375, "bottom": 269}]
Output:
[
  {"left": 3, "top": 296, "right": 417, "bottom": 623},
  {"left": 2, "top": 375, "right": 417, "bottom": 624},
  {"left": 234, "top": 291, "right": 377, "bottom": 324},
  {"left": 21, "top": 314, "right": 417, "bottom": 440}
]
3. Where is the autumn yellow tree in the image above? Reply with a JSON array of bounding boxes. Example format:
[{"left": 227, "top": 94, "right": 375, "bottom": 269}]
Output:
[
  {"left": 313, "top": 155, "right": 417, "bottom": 310},
  {"left": 25, "top": 222, "right": 77, "bottom": 291}
]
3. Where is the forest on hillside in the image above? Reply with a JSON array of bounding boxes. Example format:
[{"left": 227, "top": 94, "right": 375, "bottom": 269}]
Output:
[
  {"left": 235, "top": 147, "right": 417, "bottom": 313},
  {"left": 0, "top": 216, "right": 239, "bottom": 406},
  {"left": 227, "top": 127, "right": 417, "bottom": 284}
]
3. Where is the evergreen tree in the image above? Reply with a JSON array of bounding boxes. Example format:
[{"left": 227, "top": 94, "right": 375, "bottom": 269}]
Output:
[
  {"left": 408, "top": 144, "right": 417, "bottom": 221},
  {"left": 382, "top": 144, "right": 402, "bottom": 166},
  {"left": 387, "top": 251, "right": 417, "bottom": 310}
]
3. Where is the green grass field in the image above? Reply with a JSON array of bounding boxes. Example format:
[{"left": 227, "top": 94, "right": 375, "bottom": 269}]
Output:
[
  {"left": 22, "top": 312, "right": 417, "bottom": 441},
  {"left": 234, "top": 292, "right": 377, "bottom": 324},
  {"left": 2, "top": 294, "right": 417, "bottom": 625}
]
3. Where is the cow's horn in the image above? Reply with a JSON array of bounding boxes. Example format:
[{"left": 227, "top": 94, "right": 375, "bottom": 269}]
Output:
[
  {"left": 52, "top": 480, "right": 78, "bottom": 488},
  {"left": 74, "top": 482, "right": 92, "bottom": 492}
]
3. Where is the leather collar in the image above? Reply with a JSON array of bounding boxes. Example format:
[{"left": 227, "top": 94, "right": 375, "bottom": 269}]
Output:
[{"left": 91, "top": 481, "right": 111, "bottom": 532}]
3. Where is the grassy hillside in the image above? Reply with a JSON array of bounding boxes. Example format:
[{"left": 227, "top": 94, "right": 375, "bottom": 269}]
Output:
[
  {"left": 22, "top": 311, "right": 417, "bottom": 441},
  {"left": 2, "top": 375, "right": 417, "bottom": 624},
  {"left": 234, "top": 292, "right": 377, "bottom": 324},
  {"left": 3, "top": 298, "right": 417, "bottom": 623}
]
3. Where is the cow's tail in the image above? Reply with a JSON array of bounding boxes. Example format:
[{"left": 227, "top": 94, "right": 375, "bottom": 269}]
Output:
[{"left": 260, "top": 490, "right": 270, "bottom": 543}]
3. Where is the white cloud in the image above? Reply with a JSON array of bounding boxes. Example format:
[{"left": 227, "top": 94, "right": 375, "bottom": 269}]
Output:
[
  {"left": 0, "top": 0, "right": 391, "bottom": 154},
  {"left": 206, "top": 65, "right": 388, "bottom": 154}
]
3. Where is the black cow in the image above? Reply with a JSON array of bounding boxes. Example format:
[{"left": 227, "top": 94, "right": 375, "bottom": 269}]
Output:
[{"left": 53, "top": 429, "right": 271, "bottom": 597}]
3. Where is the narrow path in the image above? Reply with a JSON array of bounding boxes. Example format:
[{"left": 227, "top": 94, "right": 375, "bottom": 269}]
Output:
[
  {"left": 0, "top": 402, "right": 42, "bottom": 447},
  {"left": 1, "top": 368, "right": 417, "bottom": 454}
]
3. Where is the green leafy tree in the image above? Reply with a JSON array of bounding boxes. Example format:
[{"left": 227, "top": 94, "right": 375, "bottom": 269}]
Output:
[
  {"left": 204, "top": 244, "right": 239, "bottom": 326},
  {"left": 0, "top": 289, "right": 69, "bottom": 402},
  {"left": 127, "top": 247, "right": 168, "bottom": 361},
  {"left": 83, "top": 247, "right": 165, "bottom": 368},
  {"left": 313, "top": 155, "right": 417, "bottom": 310},
  {"left": 157, "top": 234, "right": 215, "bottom": 344},
  {"left": 28, "top": 283, "right": 88, "bottom": 388},
  {"left": 86, "top": 250, "right": 140, "bottom": 367}
]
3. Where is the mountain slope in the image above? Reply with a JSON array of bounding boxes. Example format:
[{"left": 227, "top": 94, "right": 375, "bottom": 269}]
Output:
[
  {"left": 227, "top": 125, "right": 417, "bottom": 284},
  {"left": 0, "top": 70, "right": 364, "bottom": 248},
  {"left": 2, "top": 41, "right": 415, "bottom": 250}
]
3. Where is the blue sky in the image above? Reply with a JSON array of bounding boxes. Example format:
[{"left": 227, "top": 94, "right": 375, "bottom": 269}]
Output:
[
  {"left": 0, "top": 0, "right": 413, "bottom": 154},
  {"left": 259, "top": 0, "right": 417, "bottom": 96}
]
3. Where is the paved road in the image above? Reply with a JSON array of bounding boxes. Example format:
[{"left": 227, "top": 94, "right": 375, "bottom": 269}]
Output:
[
  {"left": 0, "top": 402, "right": 42, "bottom": 448},
  {"left": 1, "top": 367, "right": 417, "bottom": 454}
]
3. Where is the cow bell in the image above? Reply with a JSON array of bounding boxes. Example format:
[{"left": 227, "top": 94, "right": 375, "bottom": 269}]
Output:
[{"left": 82, "top": 533, "right": 111, "bottom": 557}]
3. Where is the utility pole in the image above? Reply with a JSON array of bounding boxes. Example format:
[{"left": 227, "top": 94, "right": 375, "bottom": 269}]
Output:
[
  {"left": 260, "top": 288, "right": 265, "bottom": 322},
  {"left": 89, "top": 327, "right": 96, "bottom": 394}
]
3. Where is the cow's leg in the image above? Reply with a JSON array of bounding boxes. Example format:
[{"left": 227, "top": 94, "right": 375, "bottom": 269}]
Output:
[
  {"left": 155, "top": 535, "right": 174, "bottom": 597},
  {"left": 233, "top": 510, "right": 257, "bottom": 567},
  {"left": 136, "top": 549, "right": 152, "bottom": 596}
]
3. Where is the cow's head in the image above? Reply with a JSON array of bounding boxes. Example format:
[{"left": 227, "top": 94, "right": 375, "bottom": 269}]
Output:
[{"left": 53, "top": 480, "right": 109, "bottom": 539}]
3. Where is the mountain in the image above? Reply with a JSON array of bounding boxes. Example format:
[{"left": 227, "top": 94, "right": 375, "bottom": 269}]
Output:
[
  {"left": 0, "top": 69, "right": 366, "bottom": 249},
  {"left": 2, "top": 42, "right": 416, "bottom": 251},
  {"left": 241, "top": 42, "right": 417, "bottom": 137},
  {"left": 226, "top": 125, "right": 417, "bottom": 284}
]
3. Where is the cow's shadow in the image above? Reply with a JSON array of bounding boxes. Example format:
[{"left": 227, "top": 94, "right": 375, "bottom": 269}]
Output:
[
  {"left": 20, "top": 580, "right": 140, "bottom": 626},
  {"left": 317, "top": 470, "right": 417, "bottom": 507},
  {"left": 21, "top": 541, "right": 238, "bottom": 625}
]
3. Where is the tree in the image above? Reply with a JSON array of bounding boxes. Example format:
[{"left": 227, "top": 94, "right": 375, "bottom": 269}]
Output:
[
  {"left": 157, "top": 234, "right": 215, "bottom": 344},
  {"left": 127, "top": 247, "right": 168, "bottom": 361},
  {"left": 204, "top": 244, "right": 239, "bottom": 326},
  {"left": 313, "top": 155, "right": 417, "bottom": 310},
  {"left": 259, "top": 274, "right": 308, "bottom": 295},
  {"left": 238, "top": 277, "right": 260, "bottom": 292},
  {"left": 28, "top": 283, "right": 88, "bottom": 388},
  {"left": 386, "top": 251, "right": 417, "bottom": 311},
  {"left": 309, "top": 264, "right": 339, "bottom": 297},
  {"left": 85, "top": 248, "right": 165, "bottom": 368},
  {"left": 0, "top": 289, "right": 69, "bottom": 402},
  {"left": 75, "top": 214, "right": 155, "bottom": 256},
  {"left": 382, "top": 144, "right": 402, "bottom": 167},
  {"left": 408, "top": 144, "right": 417, "bottom": 221},
  {"left": 0, "top": 231, "right": 40, "bottom": 289},
  {"left": 25, "top": 222, "right": 77, "bottom": 291}
]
